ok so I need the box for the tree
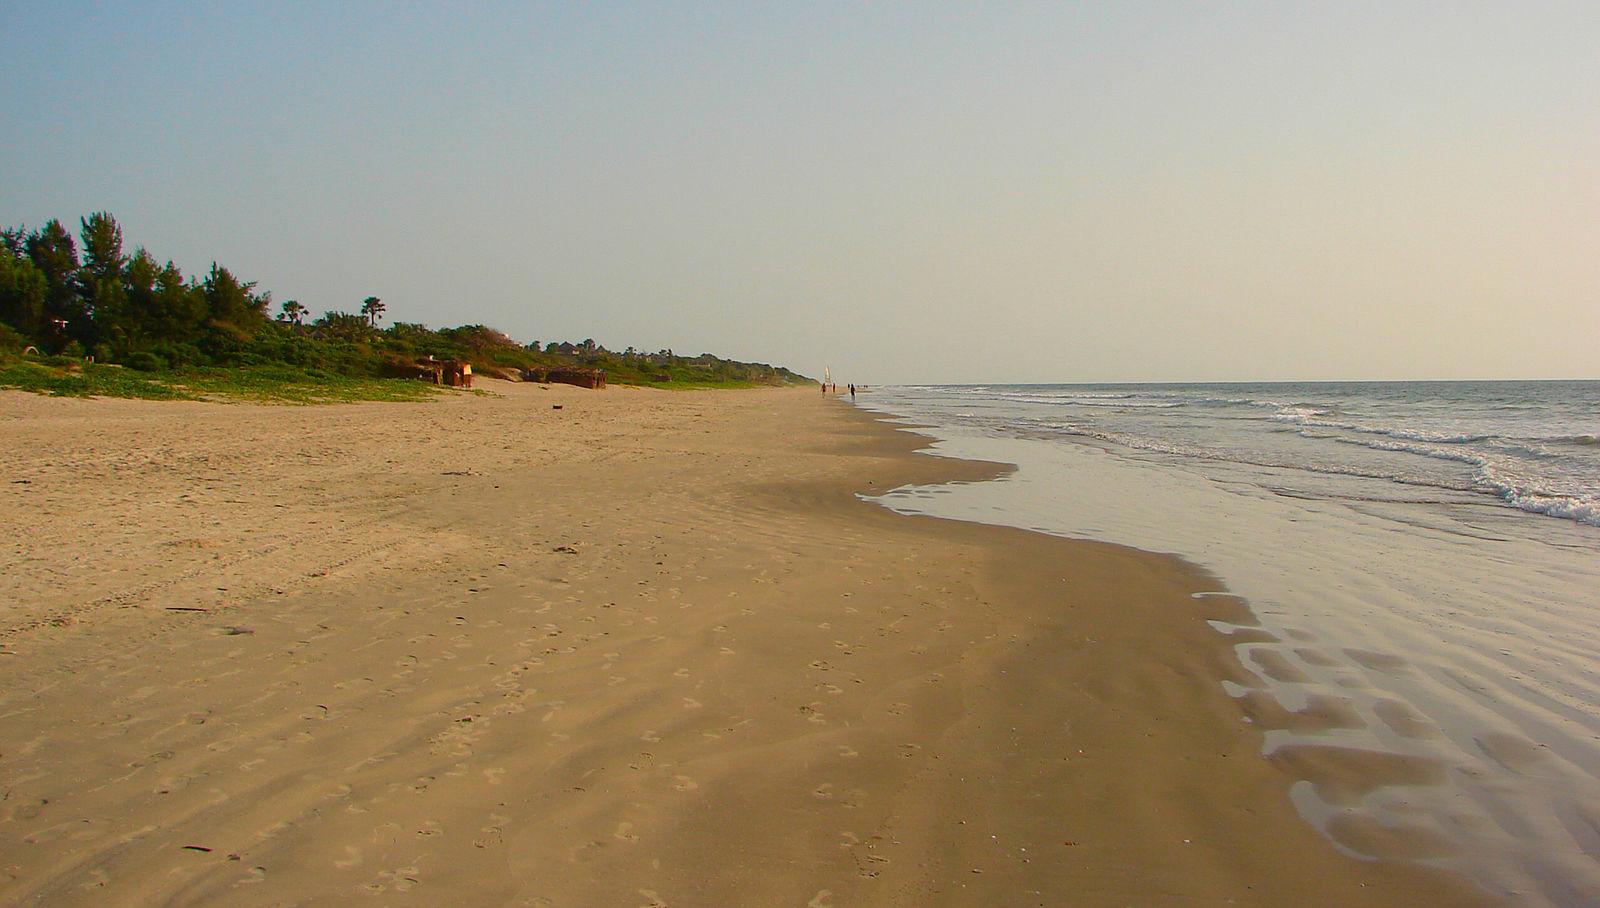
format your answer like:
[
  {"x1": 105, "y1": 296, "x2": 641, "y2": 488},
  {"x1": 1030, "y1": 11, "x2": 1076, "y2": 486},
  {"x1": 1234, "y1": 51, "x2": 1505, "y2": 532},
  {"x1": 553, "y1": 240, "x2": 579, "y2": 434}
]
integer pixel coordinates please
[
  {"x1": 25, "y1": 220, "x2": 83, "y2": 348},
  {"x1": 149, "y1": 260, "x2": 207, "y2": 344},
  {"x1": 76, "y1": 213, "x2": 131, "y2": 354},
  {"x1": 314, "y1": 310, "x2": 370, "y2": 340},
  {"x1": 0, "y1": 247, "x2": 48, "y2": 339},
  {"x1": 121, "y1": 248, "x2": 161, "y2": 347},
  {"x1": 280, "y1": 299, "x2": 307, "y2": 326},
  {"x1": 361, "y1": 296, "x2": 385, "y2": 327},
  {"x1": 78, "y1": 213, "x2": 126, "y2": 284},
  {"x1": 0, "y1": 226, "x2": 25, "y2": 257},
  {"x1": 202, "y1": 264, "x2": 264, "y2": 327}
]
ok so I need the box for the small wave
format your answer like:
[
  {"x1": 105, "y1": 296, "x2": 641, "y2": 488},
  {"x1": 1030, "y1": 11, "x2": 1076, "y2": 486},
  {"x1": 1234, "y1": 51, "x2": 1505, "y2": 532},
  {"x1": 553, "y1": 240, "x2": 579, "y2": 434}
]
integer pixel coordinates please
[
  {"x1": 1484, "y1": 481, "x2": 1600, "y2": 526},
  {"x1": 1279, "y1": 411, "x2": 1494, "y2": 445},
  {"x1": 990, "y1": 393, "x2": 1181, "y2": 409},
  {"x1": 1357, "y1": 428, "x2": 1493, "y2": 445},
  {"x1": 1077, "y1": 428, "x2": 1479, "y2": 492},
  {"x1": 1270, "y1": 406, "x2": 1331, "y2": 423},
  {"x1": 1549, "y1": 434, "x2": 1599, "y2": 447},
  {"x1": 1324, "y1": 434, "x2": 1485, "y2": 465}
]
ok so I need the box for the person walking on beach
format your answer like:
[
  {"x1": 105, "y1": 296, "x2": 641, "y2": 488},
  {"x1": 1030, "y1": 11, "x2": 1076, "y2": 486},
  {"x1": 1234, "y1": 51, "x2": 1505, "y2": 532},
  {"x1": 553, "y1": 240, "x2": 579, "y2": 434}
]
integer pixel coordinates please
[{"x1": 849, "y1": 383, "x2": 856, "y2": 400}]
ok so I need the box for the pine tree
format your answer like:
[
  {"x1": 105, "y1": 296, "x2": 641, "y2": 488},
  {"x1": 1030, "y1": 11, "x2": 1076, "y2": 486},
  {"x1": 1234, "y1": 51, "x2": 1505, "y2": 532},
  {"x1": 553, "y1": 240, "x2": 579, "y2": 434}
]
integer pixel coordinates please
[
  {"x1": 25, "y1": 220, "x2": 82, "y2": 348},
  {"x1": 0, "y1": 247, "x2": 48, "y2": 339}
]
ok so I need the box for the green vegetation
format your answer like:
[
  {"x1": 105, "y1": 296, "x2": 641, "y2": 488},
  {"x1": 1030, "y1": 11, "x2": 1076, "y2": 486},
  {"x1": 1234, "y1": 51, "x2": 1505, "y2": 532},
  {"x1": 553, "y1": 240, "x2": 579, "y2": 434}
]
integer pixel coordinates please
[
  {"x1": 0, "y1": 359, "x2": 443, "y2": 403},
  {"x1": 0, "y1": 212, "x2": 811, "y2": 402}
]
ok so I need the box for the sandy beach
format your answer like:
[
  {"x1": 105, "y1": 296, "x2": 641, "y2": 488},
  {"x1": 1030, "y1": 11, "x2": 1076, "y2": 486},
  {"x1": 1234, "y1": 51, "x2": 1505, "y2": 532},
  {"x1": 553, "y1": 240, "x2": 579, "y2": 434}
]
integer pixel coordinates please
[{"x1": 0, "y1": 384, "x2": 1491, "y2": 906}]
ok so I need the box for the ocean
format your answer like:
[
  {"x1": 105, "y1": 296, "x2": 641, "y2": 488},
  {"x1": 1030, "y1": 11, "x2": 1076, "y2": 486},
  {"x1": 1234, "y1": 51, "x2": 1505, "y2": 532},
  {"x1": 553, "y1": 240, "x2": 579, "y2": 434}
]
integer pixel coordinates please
[{"x1": 854, "y1": 381, "x2": 1600, "y2": 907}]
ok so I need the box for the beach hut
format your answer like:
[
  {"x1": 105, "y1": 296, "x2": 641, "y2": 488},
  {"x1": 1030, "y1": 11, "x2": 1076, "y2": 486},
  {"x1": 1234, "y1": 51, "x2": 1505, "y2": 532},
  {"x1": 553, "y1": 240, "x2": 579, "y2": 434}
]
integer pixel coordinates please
[{"x1": 442, "y1": 361, "x2": 472, "y2": 388}]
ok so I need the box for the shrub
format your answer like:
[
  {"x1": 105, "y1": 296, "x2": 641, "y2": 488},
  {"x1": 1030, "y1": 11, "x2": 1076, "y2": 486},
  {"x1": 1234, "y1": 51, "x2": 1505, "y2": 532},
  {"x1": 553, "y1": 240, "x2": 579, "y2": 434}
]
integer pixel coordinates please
[{"x1": 124, "y1": 351, "x2": 167, "y2": 372}]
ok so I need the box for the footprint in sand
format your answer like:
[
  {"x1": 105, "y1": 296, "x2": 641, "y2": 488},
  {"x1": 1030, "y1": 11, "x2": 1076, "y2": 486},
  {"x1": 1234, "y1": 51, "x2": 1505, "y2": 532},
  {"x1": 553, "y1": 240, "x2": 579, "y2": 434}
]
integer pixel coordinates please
[
  {"x1": 334, "y1": 845, "x2": 363, "y2": 869},
  {"x1": 673, "y1": 667, "x2": 691, "y2": 678},
  {"x1": 813, "y1": 783, "x2": 835, "y2": 800},
  {"x1": 673, "y1": 775, "x2": 699, "y2": 792},
  {"x1": 682, "y1": 697, "x2": 703, "y2": 709},
  {"x1": 637, "y1": 889, "x2": 668, "y2": 908},
  {"x1": 415, "y1": 820, "x2": 443, "y2": 837},
  {"x1": 808, "y1": 890, "x2": 835, "y2": 908},
  {"x1": 237, "y1": 866, "x2": 268, "y2": 885},
  {"x1": 363, "y1": 865, "x2": 420, "y2": 893},
  {"x1": 7, "y1": 798, "x2": 47, "y2": 822},
  {"x1": 614, "y1": 821, "x2": 638, "y2": 842},
  {"x1": 483, "y1": 767, "x2": 506, "y2": 785},
  {"x1": 718, "y1": 647, "x2": 736, "y2": 656},
  {"x1": 836, "y1": 746, "x2": 858, "y2": 758},
  {"x1": 77, "y1": 867, "x2": 110, "y2": 891}
]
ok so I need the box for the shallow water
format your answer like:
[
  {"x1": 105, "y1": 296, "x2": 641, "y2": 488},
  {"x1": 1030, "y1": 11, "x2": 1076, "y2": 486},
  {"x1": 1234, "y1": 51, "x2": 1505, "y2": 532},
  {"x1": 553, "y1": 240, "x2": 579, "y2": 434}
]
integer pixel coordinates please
[{"x1": 856, "y1": 382, "x2": 1600, "y2": 907}]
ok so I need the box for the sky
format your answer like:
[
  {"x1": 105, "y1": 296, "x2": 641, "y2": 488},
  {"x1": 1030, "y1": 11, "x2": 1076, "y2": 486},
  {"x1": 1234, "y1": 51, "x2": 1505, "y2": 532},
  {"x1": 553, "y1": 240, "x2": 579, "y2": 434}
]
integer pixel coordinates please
[{"x1": 2, "y1": 2, "x2": 1597, "y2": 383}]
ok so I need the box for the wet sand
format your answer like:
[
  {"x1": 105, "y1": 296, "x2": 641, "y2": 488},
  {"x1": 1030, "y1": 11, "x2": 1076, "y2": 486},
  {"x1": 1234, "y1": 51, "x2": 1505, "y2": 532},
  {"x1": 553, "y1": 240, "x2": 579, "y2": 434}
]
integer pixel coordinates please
[{"x1": 0, "y1": 384, "x2": 1491, "y2": 905}]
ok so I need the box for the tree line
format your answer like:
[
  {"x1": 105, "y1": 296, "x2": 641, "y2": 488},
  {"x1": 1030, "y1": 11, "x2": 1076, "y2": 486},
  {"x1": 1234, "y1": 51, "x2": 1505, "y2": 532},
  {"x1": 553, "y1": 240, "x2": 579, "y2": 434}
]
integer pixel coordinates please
[
  {"x1": 0, "y1": 213, "x2": 277, "y2": 369},
  {"x1": 0, "y1": 212, "x2": 808, "y2": 386}
]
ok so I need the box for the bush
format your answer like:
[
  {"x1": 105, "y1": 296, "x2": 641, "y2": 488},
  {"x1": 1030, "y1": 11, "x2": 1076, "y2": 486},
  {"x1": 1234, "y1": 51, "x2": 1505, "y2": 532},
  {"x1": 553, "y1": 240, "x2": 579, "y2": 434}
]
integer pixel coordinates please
[
  {"x1": 148, "y1": 341, "x2": 205, "y2": 369},
  {"x1": 0, "y1": 322, "x2": 27, "y2": 353},
  {"x1": 124, "y1": 351, "x2": 167, "y2": 372}
]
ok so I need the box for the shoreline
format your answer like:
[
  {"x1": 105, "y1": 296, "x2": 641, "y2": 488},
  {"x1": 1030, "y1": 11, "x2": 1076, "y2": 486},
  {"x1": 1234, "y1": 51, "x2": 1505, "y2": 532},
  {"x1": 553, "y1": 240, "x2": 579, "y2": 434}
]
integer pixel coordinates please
[
  {"x1": 856, "y1": 383, "x2": 1600, "y2": 907},
  {"x1": 0, "y1": 385, "x2": 1490, "y2": 904}
]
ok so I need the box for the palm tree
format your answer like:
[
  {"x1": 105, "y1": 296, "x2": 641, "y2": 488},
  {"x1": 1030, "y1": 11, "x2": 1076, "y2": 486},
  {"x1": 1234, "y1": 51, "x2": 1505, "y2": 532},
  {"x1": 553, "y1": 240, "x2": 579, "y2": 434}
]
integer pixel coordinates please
[
  {"x1": 279, "y1": 299, "x2": 306, "y2": 326},
  {"x1": 361, "y1": 296, "x2": 385, "y2": 327}
]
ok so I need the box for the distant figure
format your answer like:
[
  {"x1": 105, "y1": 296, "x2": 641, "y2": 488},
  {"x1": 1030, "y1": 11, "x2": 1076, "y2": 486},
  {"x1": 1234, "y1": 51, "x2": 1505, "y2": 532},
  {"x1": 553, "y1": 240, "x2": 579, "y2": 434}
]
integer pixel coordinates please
[
  {"x1": 821, "y1": 380, "x2": 826, "y2": 394},
  {"x1": 849, "y1": 383, "x2": 856, "y2": 399}
]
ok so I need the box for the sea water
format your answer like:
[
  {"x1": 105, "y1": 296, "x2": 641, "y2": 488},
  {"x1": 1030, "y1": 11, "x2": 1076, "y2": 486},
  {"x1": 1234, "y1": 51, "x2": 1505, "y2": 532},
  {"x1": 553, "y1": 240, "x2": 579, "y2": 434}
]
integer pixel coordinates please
[{"x1": 854, "y1": 381, "x2": 1600, "y2": 907}]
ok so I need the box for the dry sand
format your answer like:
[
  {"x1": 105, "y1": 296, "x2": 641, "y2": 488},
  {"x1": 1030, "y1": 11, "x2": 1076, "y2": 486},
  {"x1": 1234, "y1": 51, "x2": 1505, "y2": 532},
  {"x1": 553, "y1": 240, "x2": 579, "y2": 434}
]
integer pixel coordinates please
[{"x1": 0, "y1": 383, "x2": 1493, "y2": 905}]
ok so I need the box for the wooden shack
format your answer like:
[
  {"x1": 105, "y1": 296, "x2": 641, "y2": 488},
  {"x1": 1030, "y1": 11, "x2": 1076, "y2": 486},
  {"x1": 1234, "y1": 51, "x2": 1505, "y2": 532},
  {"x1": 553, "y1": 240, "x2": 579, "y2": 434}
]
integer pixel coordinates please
[
  {"x1": 523, "y1": 367, "x2": 606, "y2": 389},
  {"x1": 384, "y1": 356, "x2": 472, "y2": 388},
  {"x1": 442, "y1": 360, "x2": 472, "y2": 388}
]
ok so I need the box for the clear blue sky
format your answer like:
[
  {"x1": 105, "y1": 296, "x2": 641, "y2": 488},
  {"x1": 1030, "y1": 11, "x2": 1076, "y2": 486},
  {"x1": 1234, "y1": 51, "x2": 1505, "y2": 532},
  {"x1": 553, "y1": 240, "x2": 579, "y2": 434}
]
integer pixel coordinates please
[{"x1": 3, "y1": 2, "x2": 1596, "y2": 382}]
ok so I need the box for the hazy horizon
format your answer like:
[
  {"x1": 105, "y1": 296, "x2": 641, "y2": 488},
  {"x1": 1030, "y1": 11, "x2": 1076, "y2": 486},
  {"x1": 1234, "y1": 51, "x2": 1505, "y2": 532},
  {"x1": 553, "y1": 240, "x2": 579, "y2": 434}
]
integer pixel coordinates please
[{"x1": 4, "y1": 2, "x2": 1596, "y2": 385}]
